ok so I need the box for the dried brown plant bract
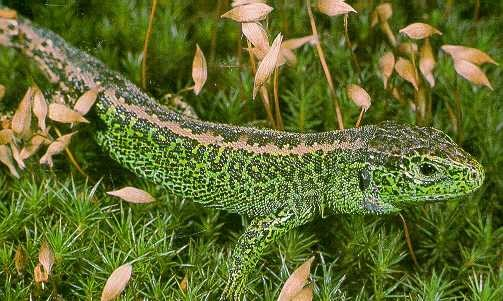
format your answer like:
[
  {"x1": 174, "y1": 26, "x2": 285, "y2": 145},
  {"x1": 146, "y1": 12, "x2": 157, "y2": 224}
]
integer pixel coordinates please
[
  {"x1": 282, "y1": 35, "x2": 318, "y2": 50},
  {"x1": 348, "y1": 84, "x2": 371, "y2": 128},
  {"x1": 0, "y1": 84, "x2": 5, "y2": 101},
  {"x1": 32, "y1": 85, "x2": 48, "y2": 132},
  {"x1": 106, "y1": 187, "x2": 156, "y2": 204},
  {"x1": 34, "y1": 263, "x2": 48, "y2": 283},
  {"x1": 441, "y1": 45, "x2": 498, "y2": 66},
  {"x1": 371, "y1": 3, "x2": 395, "y2": 46},
  {"x1": 192, "y1": 44, "x2": 207, "y2": 96},
  {"x1": 278, "y1": 256, "x2": 315, "y2": 301},
  {"x1": 221, "y1": 3, "x2": 273, "y2": 23},
  {"x1": 246, "y1": 46, "x2": 268, "y2": 61},
  {"x1": 453, "y1": 59, "x2": 493, "y2": 90},
  {"x1": 0, "y1": 129, "x2": 13, "y2": 145},
  {"x1": 398, "y1": 42, "x2": 418, "y2": 56},
  {"x1": 232, "y1": 0, "x2": 266, "y2": 7},
  {"x1": 1, "y1": 116, "x2": 10, "y2": 129},
  {"x1": 275, "y1": 37, "x2": 308, "y2": 66},
  {"x1": 395, "y1": 57, "x2": 419, "y2": 90},
  {"x1": 39, "y1": 241, "x2": 55, "y2": 277},
  {"x1": 399, "y1": 22, "x2": 442, "y2": 40},
  {"x1": 40, "y1": 132, "x2": 76, "y2": 167},
  {"x1": 347, "y1": 84, "x2": 371, "y2": 111},
  {"x1": 101, "y1": 263, "x2": 133, "y2": 301},
  {"x1": 0, "y1": 144, "x2": 19, "y2": 178},
  {"x1": 20, "y1": 134, "x2": 49, "y2": 160},
  {"x1": 48, "y1": 103, "x2": 89, "y2": 124},
  {"x1": 253, "y1": 33, "x2": 283, "y2": 99},
  {"x1": 419, "y1": 39, "x2": 436, "y2": 87},
  {"x1": 242, "y1": 22, "x2": 269, "y2": 52},
  {"x1": 391, "y1": 87, "x2": 403, "y2": 103},
  {"x1": 291, "y1": 286, "x2": 313, "y2": 301},
  {"x1": 179, "y1": 274, "x2": 189, "y2": 293},
  {"x1": 278, "y1": 47, "x2": 297, "y2": 66},
  {"x1": 375, "y1": 3, "x2": 392, "y2": 23},
  {"x1": 379, "y1": 51, "x2": 395, "y2": 88},
  {"x1": 0, "y1": 8, "x2": 17, "y2": 19},
  {"x1": 10, "y1": 142, "x2": 25, "y2": 170},
  {"x1": 14, "y1": 246, "x2": 27, "y2": 275},
  {"x1": 318, "y1": 0, "x2": 357, "y2": 17},
  {"x1": 12, "y1": 87, "x2": 33, "y2": 138},
  {"x1": 74, "y1": 87, "x2": 99, "y2": 115}
]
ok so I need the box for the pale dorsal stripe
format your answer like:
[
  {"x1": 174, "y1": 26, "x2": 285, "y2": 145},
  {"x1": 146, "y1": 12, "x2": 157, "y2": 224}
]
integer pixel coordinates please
[{"x1": 106, "y1": 90, "x2": 364, "y2": 156}]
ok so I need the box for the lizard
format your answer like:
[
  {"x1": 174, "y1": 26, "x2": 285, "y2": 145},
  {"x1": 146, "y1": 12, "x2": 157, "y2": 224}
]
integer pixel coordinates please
[{"x1": 0, "y1": 8, "x2": 485, "y2": 300}]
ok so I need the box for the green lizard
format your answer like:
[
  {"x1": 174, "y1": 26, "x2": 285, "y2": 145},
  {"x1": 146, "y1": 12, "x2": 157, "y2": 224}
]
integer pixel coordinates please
[{"x1": 0, "y1": 10, "x2": 485, "y2": 299}]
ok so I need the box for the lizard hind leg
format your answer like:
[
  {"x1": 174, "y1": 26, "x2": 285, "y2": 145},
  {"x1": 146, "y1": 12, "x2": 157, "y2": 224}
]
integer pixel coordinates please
[{"x1": 220, "y1": 206, "x2": 314, "y2": 300}]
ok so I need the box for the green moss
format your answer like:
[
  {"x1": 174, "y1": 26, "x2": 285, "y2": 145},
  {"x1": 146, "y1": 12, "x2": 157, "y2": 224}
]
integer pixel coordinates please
[{"x1": 0, "y1": 0, "x2": 502, "y2": 300}]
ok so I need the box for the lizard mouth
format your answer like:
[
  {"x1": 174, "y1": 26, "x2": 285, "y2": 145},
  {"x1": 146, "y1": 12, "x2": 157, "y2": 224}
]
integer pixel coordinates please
[{"x1": 392, "y1": 181, "x2": 484, "y2": 205}]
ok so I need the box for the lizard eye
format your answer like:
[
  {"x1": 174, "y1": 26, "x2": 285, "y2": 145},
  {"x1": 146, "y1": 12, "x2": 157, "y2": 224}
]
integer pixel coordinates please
[
  {"x1": 419, "y1": 163, "x2": 437, "y2": 177},
  {"x1": 359, "y1": 169, "x2": 370, "y2": 191}
]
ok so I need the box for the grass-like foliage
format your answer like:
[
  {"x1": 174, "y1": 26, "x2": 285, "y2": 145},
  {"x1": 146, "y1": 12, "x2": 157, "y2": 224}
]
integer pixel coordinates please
[{"x1": 0, "y1": 0, "x2": 502, "y2": 300}]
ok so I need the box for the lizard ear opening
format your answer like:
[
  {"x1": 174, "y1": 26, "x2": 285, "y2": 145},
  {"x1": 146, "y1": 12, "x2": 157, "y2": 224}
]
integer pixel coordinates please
[{"x1": 358, "y1": 167, "x2": 400, "y2": 215}]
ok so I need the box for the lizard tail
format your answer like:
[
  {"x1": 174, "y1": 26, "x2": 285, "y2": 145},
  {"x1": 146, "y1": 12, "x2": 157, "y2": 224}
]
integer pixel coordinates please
[{"x1": 0, "y1": 7, "x2": 105, "y2": 102}]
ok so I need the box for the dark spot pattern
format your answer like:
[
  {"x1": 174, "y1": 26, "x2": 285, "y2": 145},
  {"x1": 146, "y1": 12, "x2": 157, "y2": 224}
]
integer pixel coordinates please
[{"x1": 0, "y1": 13, "x2": 485, "y2": 299}]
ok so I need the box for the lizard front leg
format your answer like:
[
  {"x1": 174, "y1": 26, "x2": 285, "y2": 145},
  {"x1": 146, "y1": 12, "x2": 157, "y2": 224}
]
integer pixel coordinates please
[{"x1": 221, "y1": 205, "x2": 315, "y2": 300}]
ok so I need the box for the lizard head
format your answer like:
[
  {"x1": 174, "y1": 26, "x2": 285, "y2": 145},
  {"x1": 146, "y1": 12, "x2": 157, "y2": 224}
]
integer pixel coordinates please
[{"x1": 359, "y1": 121, "x2": 484, "y2": 213}]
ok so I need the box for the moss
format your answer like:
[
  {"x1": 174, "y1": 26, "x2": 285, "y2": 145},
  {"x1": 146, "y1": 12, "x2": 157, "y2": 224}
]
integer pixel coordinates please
[{"x1": 0, "y1": 1, "x2": 502, "y2": 299}]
